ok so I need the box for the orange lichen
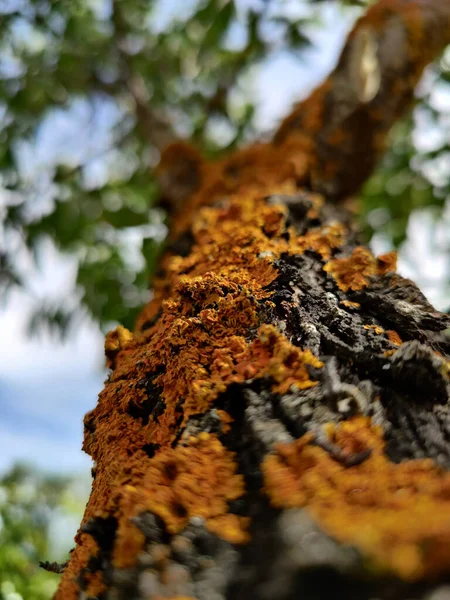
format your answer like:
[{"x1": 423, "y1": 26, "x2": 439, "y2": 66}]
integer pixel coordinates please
[
  {"x1": 56, "y1": 161, "x2": 394, "y2": 598},
  {"x1": 377, "y1": 251, "x2": 398, "y2": 275},
  {"x1": 105, "y1": 325, "x2": 133, "y2": 352},
  {"x1": 323, "y1": 247, "x2": 397, "y2": 292},
  {"x1": 289, "y1": 222, "x2": 346, "y2": 260},
  {"x1": 239, "y1": 324, "x2": 323, "y2": 394},
  {"x1": 59, "y1": 177, "x2": 330, "y2": 593},
  {"x1": 57, "y1": 540, "x2": 99, "y2": 600},
  {"x1": 66, "y1": 309, "x2": 323, "y2": 584},
  {"x1": 364, "y1": 324, "x2": 384, "y2": 335},
  {"x1": 85, "y1": 571, "x2": 107, "y2": 598},
  {"x1": 152, "y1": 319, "x2": 322, "y2": 438},
  {"x1": 216, "y1": 410, "x2": 234, "y2": 434},
  {"x1": 105, "y1": 325, "x2": 134, "y2": 368},
  {"x1": 112, "y1": 434, "x2": 249, "y2": 568},
  {"x1": 383, "y1": 349, "x2": 397, "y2": 357},
  {"x1": 386, "y1": 330, "x2": 403, "y2": 346},
  {"x1": 263, "y1": 417, "x2": 450, "y2": 581},
  {"x1": 206, "y1": 514, "x2": 251, "y2": 544},
  {"x1": 341, "y1": 300, "x2": 361, "y2": 309}
]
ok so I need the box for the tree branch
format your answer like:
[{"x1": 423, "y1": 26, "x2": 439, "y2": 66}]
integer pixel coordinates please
[
  {"x1": 274, "y1": 0, "x2": 450, "y2": 200},
  {"x1": 54, "y1": 3, "x2": 450, "y2": 598},
  {"x1": 111, "y1": 1, "x2": 177, "y2": 153}
]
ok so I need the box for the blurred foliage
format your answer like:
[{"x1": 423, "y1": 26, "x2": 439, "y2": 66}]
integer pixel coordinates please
[
  {"x1": 0, "y1": 464, "x2": 87, "y2": 600},
  {"x1": 0, "y1": 0, "x2": 322, "y2": 335},
  {"x1": 361, "y1": 60, "x2": 450, "y2": 248},
  {"x1": 0, "y1": 0, "x2": 449, "y2": 336}
]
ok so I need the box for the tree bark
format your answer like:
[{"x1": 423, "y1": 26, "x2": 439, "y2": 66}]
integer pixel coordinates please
[{"x1": 56, "y1": 1, "x2": 450, "y2": 599}]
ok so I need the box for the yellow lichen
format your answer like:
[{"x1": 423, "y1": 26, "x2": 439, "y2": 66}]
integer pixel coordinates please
[
  {"x1": 112, "y1": 434, "x2": 249, "y2": 568},
  {"x1": 364, "y1": 324, "x2": 384, "y2": 335},
  {"x1": 104, "y1": 326, "x2": 134, "y2": 368},
  {"x1": 263, "y1": 417, "x2": 450, "y2": 581},
  {"x1": 341, "y1": 300, "x2": 361, "y2": 309},
  {"x1": 85, "y1": 571, "x2": 107, "y2": 598},
  {"x1": 386, "y1": 330, "x2": 403, "y2": 346},
  {"x1": 105, "y1": 325, "x2": 133, "y2": 352},
  {"x1": 323, "y1": 247, "x2": 397, "y2": 292},
  {"x1": 216, "y1": 410, "x2": 234, "y2": 434},
  {"x1": 289, "y1": 222, "x2": 346, "y2": 260}
]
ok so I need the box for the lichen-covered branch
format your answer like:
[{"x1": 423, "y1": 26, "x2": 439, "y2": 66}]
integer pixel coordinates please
[
  {"x1": 55, "y1": 1, "x2": 450, "y2": 599},
  {"x1": 157, "y1": 0, "x2": 450, "y2": 213},
  {"x1": 275, "y1": 0, "x2": 450, "y2": 200}
]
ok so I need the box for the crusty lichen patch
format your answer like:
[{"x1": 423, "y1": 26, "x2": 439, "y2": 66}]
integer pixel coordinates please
[
  {"x1": 84, "y1": 571, "x2": 107, "y2": 598},
  {"x1": 113, "y1": 433, "x2": 249, "y2": 568},
  {"x1": 243, "y1": 324, "x2": 323, "y2": 394},
  {"x1": 323, "y1": 247, "x2": 397, "y2": 292},
  {"x1": 105, "y1": 325, "x2": 134, "y2": 368},
  {"x1": 386, "y1": 329, "x2": 403, "y2": 346},
  {"x1": 263, "y1": 417, "x2": 450, "y2": 581}
]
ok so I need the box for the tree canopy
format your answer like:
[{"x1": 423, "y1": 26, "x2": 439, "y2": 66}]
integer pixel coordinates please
[
  {"x1": 1, "y1": 0, "x2": 449, "y2": 337},
  {"x1": 0, "y1": 464, "x2": 87, "y2": 600}
]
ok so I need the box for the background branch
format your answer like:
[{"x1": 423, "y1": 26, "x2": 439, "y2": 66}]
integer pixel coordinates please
[
  {"x1": 111, "y1": 0, "x2": 177, "y2": 152},
  {"x1": 275, "y1": 0, "x2": 450, "y2": 200}
]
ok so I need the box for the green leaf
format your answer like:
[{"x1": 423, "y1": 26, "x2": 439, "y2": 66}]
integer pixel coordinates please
[
  {"x1": 200, "y1": 1, "x2": 235, "y2": 55},
  {"x1": 142, "y1": 235, "x2": 163, "y2": 280}
]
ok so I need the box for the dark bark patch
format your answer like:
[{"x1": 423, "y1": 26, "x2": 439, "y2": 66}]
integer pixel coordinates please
[
  {"x1": 129, "y1": 369, "x2": 166, "y2": 425},
  {"x1": 141, "y1": 442, "x2": 160, "y2": 458}
]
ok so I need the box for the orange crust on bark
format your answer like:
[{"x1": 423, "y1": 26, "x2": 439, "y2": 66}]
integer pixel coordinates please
[{"x1": 263, "y1": 417, "x2": 450, "y2": 581}]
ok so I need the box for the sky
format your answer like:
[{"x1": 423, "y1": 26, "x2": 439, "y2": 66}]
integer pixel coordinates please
[
  {"x1": 0, "y1": 247, "x2": 105, "y2": 474},
  {"x1": 0, "y1": 1, "x2": 448, "y2": 480}
]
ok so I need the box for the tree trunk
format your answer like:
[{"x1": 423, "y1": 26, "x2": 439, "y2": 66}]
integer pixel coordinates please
[{"x1": 56, "y1": 1, "x2": 450, "y2": 599}]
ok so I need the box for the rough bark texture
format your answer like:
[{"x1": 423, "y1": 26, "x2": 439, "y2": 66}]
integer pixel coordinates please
[{"x1": 56, "y1": 1, "x2": 450, "y2": 599}]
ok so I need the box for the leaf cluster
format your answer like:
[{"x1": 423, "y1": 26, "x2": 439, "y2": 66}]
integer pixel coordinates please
[
  {"x1": 0, "y1": 464, "x2": 86, "y2": 600},
  {"x1": 0, "y1": 0, "x2": 319, "y2": 336}
]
